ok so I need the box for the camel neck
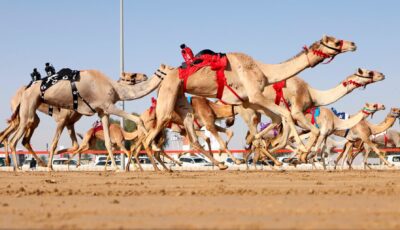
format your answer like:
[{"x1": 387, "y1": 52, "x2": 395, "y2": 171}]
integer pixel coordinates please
[
  {"x1": 309, "y1": 78, "x2": 355, "y2": 106},
  {"x1": 332, "y1": 110, "x2": 365, "y2": 131},
  {"x1": 255, "y1": 52, "x2": 314, "y2": 83},
  {"x1": 113, "y1": 76, "x2": 162, "y2": 101},
  {"x1": 369, "y1": 116, "x2": 397, "y2": 135}
]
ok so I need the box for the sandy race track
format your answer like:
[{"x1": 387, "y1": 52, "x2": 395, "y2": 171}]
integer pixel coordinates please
[{"x1": 0, "y1": 170, "x2": 400, "y2": 229}]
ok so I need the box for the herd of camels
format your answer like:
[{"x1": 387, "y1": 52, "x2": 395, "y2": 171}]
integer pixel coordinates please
[{"x1": 1, "y1": 34, "x2": 399, "y2": 172}]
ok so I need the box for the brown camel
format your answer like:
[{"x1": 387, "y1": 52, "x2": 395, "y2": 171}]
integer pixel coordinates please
[
  {"x1": 334, "y1": 108, "x2": 400, "y2": 169},
  {"x1": 7, "y1": 65, "x2": 163, "y2": 171},
  {"x1": 144, "y1": 35, "x2": 356, "y2": 170}
]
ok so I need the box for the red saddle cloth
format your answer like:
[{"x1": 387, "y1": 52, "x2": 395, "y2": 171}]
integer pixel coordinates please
[
  {"x1": 92, "y1": 121, "x2": 103, "y2": 136},
  {"x1": 178, "y1": 45, "x2": 243, "y2": 104},
  {"x1": 273, "y1": 80, "x2": 291, "y2": 111}
]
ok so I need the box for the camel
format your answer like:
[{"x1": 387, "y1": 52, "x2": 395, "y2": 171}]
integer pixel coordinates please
[
  {"x1": 334, "y1": 108, "x2": 400, "y2": 169},
  {"x1": 253, "y1": 68, "x2": 385, "y2": 161},
  {"x1": 300, "y1": 103, "x2": 385, "y2": 168},
  {"x1": 126, "y1": 96, "x2": 241, "y2": 171},
  {"x1": 7, "y1": 65, "x2": 164, "y2": 171},
  {"x1": 70, "y1": 96, "x2": 238, "y2": 171},
  {"x1": 0, "y1": 71, "x2": 144, "y2": 168},
  {"x1": 370, "y1": 129, "x2": 400, "y2": 148},
  {"x1": 143, "y1": 35, "x2": 356, "y2": 170},
  {"x1": 242, "y1": 103, "x2": 383, "y2": 169}
]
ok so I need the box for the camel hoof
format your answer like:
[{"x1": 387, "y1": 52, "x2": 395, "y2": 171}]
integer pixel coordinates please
[
  {"x1": 218, "y1": 163, "x2": 228, "y2": 170},
  {"x1": 235, "y1": 159, "x2": 244, "y2": 165}
]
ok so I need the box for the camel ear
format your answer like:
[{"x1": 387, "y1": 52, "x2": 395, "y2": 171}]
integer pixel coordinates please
[
  {"x1": 358, "y1": 68, "x2": 363, "y2": 75},
  {"x1": 160, "y1": 64, "x2": 166, "y2": 70},
  {"x1": 322, "y1": 35, "x2": 329, "y2": 43},
  {"x1": 365, "y1": 103, "x2": 370, "y2": 107}
]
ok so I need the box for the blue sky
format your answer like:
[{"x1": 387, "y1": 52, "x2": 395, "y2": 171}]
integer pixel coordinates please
[{"x1": 0, "y1": 0, "x2": 399, "y2": 150}]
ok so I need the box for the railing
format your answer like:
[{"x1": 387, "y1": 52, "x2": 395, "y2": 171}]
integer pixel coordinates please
[{"x1": 0, "y1": 148, "x2": 399, "y2": 155}]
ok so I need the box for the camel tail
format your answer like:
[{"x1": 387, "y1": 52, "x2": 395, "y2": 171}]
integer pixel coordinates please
[{"x1": 122, "y1": 129, "x2": 139, "y2": 141}]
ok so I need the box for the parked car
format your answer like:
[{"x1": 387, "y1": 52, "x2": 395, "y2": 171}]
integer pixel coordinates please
[
  {"x1": 95, "y1": 160, "x2": 121, "y2": 166},
  {"x1": 226, "y1": 157, "x2": 245, "y2": 165},
  {"x1": 179, "y1": 157, "x2": 213, "y2": 166},
  {"x1": 0, "y1": 156, "x2": 6, "y2": 167},
  {"x1": 386, "y1": 154, "x2": 400, "y2": 166},
  {"x1": 52, "y1": 158, "x2": 77, "y2": 166},
  {"x1": 247, "y1": 158, "x2": 274, "y2": 166}
]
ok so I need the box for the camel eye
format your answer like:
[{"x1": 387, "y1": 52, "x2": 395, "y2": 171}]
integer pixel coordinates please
[
  {"x1": 374, "y1": 104, "x2": 377, "y2": 108},
  {"x1": 335, "y1": 41, "x2": 341, "y2": 46},
  {"x1": 368, "y1": 72, "x2": 374, "y2": 77}
]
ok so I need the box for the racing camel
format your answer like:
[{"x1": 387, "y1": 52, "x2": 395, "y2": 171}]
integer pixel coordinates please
[
  {"x1": 7, "y1": 65, "x2": 164, "y2": 171},
  {"x1": 143, "y1": 35, "x2": 356, "y2": 170}
]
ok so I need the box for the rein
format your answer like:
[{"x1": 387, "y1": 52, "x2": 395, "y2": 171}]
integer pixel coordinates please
[
  {"x1": 362, "y1": 106, "x2": 376, "y2": 117},
  {"x1": 303, "y1": 40, "x2": 343, "y2": 67},
  {"x1": 342, "y1": 75, "x2": 373, "y2": 88}
]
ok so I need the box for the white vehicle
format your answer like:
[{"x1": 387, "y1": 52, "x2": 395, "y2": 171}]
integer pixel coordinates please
[
  {"x1": 179, "y1": 157, "x2": 213, "y2": 166},
  {"x1": 95, "y1": 155, "x2": 108, "y2": 164},
  {"x1": 386, "y1": 154, "x2": 400, "y2": 166},
  {"x1": 52, "y1": 158, "x2": 77, "y2": 166}
]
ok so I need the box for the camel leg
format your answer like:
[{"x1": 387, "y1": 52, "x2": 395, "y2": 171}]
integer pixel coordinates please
[
  {"x1": 161, "y1": 151, "x2": 182, "y2": 166},
  {"x1": 195, "y1": 130, "x2": 216, "y2": 160},
  {"x1": 154, "y1": 151, "x2": 171, "y2": 172},
  {"x1": 99, "y1": 114, "x2": 118, "y2": 170},
  {"x1": 22, "y1": 127, "x2": 46, "y2": 167},
  {"x1": 58, "y1": 125, "x2": 80, "y2": 155},
  {"x1": 208, "y1": 125, "x2": 243, "y2": 164},
  {"x1": 252, "y1": 103, "x2": 306, "y2": 153},
  {"x1": 291, "y1": 108, "x2": 320, "y2": 162},
  {"x1": 174, "y1": 94, "x2": 226, "y2": 169},
  {"x1": 363, "y1": 148, "x2": 372, "y2": 170},
  {"x1": 47, "y1": 121, "x2": 68, "y2": 170},
  {"x1": 0, "y1": 116, "x2": 19, "y2": 144},
  {"x1": 259, "y1": 147, "x2": 281, "y2": 167},
  {"x1": 334, "y1": 142, "x2": 351, "y2": 170},
  {"x1": 4, "y1": 140, "x2": 10, "y2": 166},
  {"x1": 363, "y1": 140, "x2": 392, "y2": 167}
]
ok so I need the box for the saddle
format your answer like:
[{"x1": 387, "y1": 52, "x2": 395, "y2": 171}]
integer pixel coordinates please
[
  {"x1": 40, "y1": 68, "x2": 94, "y2": 112},
  {"x1": 178, "y1": 44, "x2": 243, "y2": 104},
  {"x1": 305, "y1": 107, "x2": 320, "y2": 128}
]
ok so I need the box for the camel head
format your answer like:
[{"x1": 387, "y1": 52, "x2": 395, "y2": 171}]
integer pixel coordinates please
[
  {"x1": 346, "y1": 68, "x2": 385, "y2": 88},
  {"x1": 363, "y1": 103, "x2": 385, "y2": 118},
  {"x1": 119, "y1": 72, "x2": 148, "y2": 85},
  {"x1": 305, "y1": 35, "x2": 356, "y2": 66},
  {"x1": 389, "y1": 108, "x2": 400, "y2": 119},
  {"x1": 152, "y1": 63, "x2": 176, "y2": 80}
]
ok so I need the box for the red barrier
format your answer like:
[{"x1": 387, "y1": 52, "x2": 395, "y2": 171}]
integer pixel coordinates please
[{"x1": 0, "y1": 148, "x2": 399, "y2": 155}]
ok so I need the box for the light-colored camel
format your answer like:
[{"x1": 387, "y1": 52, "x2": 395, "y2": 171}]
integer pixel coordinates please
[
  {"x1": 0, "y1": 87, "x2": 81, "y2": 167},
  {"x1": 254, "y1": 68, "x2": 385, "y2": 159},
  {"x1": 237, "y1": 68, "x2": 384, "y2": 166},
  {"x1": 334, "y1": 108, "x2": 400, "y2": 169},
  {"x1": 144, "y1": 35, "x2": 356, "y2": 170},
  {"x1": 300, "y1": 103, "x2": 385, "y2": 168},
  {"x1": 70, "y1": 96, "x2": 237, "y2": 171},
  {"x1": 0, "y1": 72, "x2": 143, "y2": 168},
  {"x1": 243, "y1": 103, "x2": 383, "y2": 169},
  {"x1": 8, "y1": 66, "x2": 163, "y2": 171},
  {"x1": 126, "y1": 96, "x2": 240, "y2": 171},
  {"x1": 370, "y1": 129, "x2": 400, "y2": 148}
]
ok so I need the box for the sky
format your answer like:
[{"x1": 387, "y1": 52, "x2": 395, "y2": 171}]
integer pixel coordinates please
[{"x1": 0, "y1": 0, "x2": 399, "y2": 150}]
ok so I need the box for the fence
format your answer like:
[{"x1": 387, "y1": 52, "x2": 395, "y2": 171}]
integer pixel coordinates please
[{"x1": 1, "y1": 148, "x2": 399, "y2": 155}]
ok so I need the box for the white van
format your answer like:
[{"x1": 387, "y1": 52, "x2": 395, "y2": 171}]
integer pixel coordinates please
[{"x1": 386, "y1": 154, "x2": 400, "y2": 166}]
